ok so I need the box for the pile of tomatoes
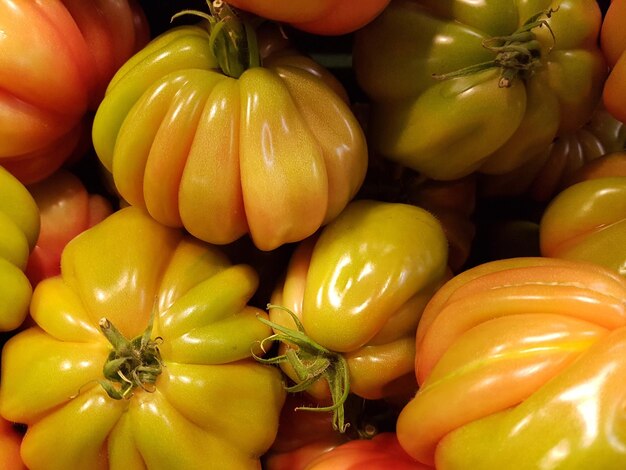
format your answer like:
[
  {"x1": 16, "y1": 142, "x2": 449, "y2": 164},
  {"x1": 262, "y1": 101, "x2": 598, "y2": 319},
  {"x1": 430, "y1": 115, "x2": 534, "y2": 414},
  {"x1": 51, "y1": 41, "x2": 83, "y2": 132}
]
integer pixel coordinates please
[{"x1": 1, "y1": 0, "x2": 626, "y2": 468}]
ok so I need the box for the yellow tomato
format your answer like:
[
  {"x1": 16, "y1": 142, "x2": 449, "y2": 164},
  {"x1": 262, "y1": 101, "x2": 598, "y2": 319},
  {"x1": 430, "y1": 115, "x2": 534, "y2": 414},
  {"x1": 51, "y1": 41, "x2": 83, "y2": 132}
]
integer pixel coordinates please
[
  {"x1": 0, "y1": 207, "x2": 285, "y2": 469},
  {"x1": 0, "y1": 166, "x2": 39, "y2": 330},
  {"x1": 264, "y1": 200, "x2": 448, "y2": 431}
]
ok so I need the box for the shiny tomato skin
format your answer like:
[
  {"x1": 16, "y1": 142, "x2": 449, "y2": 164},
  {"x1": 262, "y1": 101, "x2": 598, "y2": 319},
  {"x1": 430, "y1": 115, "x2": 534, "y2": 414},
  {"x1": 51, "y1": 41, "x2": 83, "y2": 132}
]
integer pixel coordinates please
[
  {"x1": 92, "y1": 24, "x2": 368, "y2": 251},
  {"x1": 397, "y1": 257, "x2": 626, "y2": 468},
  {"x1": 354, "y1": 0, "x2": 606, "y2": 180},
  {"x1": 304, "y1": 433, "x2": 432, "y2": 470},
  {"x1": 0, "y1": 207, "x2": 286, "y2": 469},
  {"x1": 0, "y1": 0, "x2": 149, "y2": 184},
  {"x1": 540, "y1": 152, "x2": 626, "y2": 277},
  {"x1": 225, "y1": 0, "x2": 391, "y2": 35}
]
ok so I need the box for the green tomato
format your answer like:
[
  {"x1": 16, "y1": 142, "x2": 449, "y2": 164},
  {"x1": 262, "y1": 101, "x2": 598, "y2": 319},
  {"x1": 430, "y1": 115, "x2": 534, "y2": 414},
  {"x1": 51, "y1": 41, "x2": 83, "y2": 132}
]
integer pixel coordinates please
[{"x1": 353, "y1": 0, "x2": 606, "y2": 180}]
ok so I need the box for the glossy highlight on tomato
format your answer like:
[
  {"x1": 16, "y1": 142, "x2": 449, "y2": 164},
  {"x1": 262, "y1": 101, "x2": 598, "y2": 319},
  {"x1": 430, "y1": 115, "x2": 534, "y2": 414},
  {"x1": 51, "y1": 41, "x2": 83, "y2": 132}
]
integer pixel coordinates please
[
  {"x1": 1, "y1": 1, "x2": 624, "y2": 468},
  {"x1": 480, "y1": 105, "x2": 626, "y2": 201},
  {"x1": 0, "y1": 0, "x2": 150, "y2": 184},
  {"x1": 0, "y1": 207, "x2": 286, "y2": 469},
  {"x1": 354, "y1": 0, "x2": 606, "y2": 180},
  {"x1": 397, "y1": 257, "x2": 626, "y2": 468},
  {"x1": 265, "y1": 200, "x2": 448, "y2": 430},
  {"x1": 540, "y1": 152, "x2": 626, "y2": 277},
  {"x1": 93, "y1": 18, "x2": 368, "y2": 251}
]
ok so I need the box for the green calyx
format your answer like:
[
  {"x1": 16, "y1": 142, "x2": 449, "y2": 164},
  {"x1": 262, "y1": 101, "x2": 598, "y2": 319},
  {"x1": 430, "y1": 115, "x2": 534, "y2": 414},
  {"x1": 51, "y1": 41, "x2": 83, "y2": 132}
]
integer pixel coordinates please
[
  {"x1": 172, "y1": 0, "x2": 260, "y2": 78},
  {"x1": 434, "y1": 7, "x2": 558, "y2": 87},
  {"x1": 254, "y1": 304, "x2": 351, "y2": 433},
  {"x1": 98, "y1": 309, "x2": 163, "y2": 400}
]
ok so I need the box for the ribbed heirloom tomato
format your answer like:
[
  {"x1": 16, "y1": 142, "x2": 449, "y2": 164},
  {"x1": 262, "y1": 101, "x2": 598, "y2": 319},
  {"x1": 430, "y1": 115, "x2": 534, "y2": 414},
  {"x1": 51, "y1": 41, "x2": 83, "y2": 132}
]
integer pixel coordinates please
[
  {"x1": 397, "y1": 257, "x2": 626, "y2": 468},
  {"x1": 480, "y1": 105, "x2": 626, "y2": 201},
  {"x1": 0, "y1": 207, "x2": 286, "y2": 469},
  {"x1": 25, "y1": 170, "x2": 113, "y2": 286},
  {"x1": 92, "y1": 3, "x2": 368, "y2": 251},
  {"x1": 353, "y1": 0, "x2": 606, "y2": 180},
  {"x1": 0, "y1": 0, "x2": 150, "y2": 184}
]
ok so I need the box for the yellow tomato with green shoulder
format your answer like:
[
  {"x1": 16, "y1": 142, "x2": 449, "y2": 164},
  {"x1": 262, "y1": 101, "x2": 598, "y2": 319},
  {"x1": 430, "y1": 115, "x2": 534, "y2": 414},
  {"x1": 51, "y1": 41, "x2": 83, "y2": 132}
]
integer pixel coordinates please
[
  {"x1": 354, "y1": 0, "x2": 606, "y2": 180},
  {"x1": 260, "y1": 200, "x2": 448, "y2": 432}
]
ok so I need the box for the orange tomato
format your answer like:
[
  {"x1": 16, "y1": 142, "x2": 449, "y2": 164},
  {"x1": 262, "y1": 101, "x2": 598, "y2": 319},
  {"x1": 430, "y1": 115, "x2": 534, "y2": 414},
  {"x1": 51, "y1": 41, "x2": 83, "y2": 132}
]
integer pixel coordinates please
[
  {"x1": 25, "y1": 170, "x2": 113, "y2": 286},
  {"x1": 0, "y1": 417, "x2": 25, "y2": 470},
  {"x1": 397, "y1": 257, "x2": 626, "y2": 468},
  {"x1": 602, "y1": 0, "x2": 626, "y2": 123},
  {"x1": 225, "y1": 0, "x2": 391, "y2": 35}
]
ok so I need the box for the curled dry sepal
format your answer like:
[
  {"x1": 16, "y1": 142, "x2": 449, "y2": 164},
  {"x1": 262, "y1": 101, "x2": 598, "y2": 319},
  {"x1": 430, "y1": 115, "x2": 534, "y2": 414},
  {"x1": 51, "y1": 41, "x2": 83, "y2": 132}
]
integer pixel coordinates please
[
  {"x1": 253, "y1": 304, "x2": 351, "y2": 433},
  {"x1": 97, "y1": 306, "x2": 164, "y2": 400}
]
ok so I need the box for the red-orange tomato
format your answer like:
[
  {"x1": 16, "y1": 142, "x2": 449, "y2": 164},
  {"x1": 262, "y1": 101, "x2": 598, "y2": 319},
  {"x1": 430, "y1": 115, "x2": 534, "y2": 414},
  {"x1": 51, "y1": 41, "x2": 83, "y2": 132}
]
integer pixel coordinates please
[
  {"x1": 225, "y1": 0, "x2": 391, "y2": 35},
  {"x1": 264, "y1": 394, "x2": 349, "y2": 470},
  {"x1": 266, "y1": 441, "x2": 344, "y2": 470},
  {"x1": 24, "y1": 170, "x2": 113, "y2": 286},
  {"x1": 303, "y1": 433, "x2": 432, "y2": 470},
  {"x1": 0, "y1": 0, "x2": 150, "y2": 184},
  {"x1": 0, "y1": 417, "x2": 25, "y2": 470},
  {"x1": 602, "y1": 0, "x2": 626, "y2": 123}
]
